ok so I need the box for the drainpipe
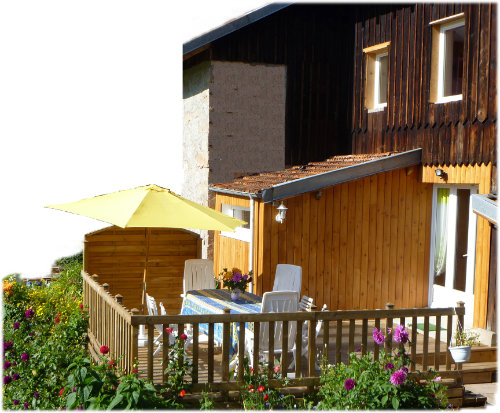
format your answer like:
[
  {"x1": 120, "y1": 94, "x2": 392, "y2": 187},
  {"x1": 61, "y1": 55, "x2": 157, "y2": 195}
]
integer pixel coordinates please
[{"x1": 249, "y1": 196, "x2": 255, "y2": 294}]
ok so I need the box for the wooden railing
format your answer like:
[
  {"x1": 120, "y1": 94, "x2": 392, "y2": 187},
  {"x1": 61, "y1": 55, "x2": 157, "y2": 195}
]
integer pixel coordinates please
[
  {"x1": 83, "y1": 272, "x2": 135, "y2": 372},
  {"x1": 83, "y1": 272, "x2": 466, "y2": 392}
]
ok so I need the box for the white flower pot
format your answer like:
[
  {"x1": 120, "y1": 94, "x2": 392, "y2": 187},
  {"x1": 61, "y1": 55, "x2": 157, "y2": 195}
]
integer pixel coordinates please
[
  {"x1": 448, "y1": 345, "x2": 472, "y2": 363},
  {"x1": 231, "y1": 289, "x2": 242, "y2": 301}
]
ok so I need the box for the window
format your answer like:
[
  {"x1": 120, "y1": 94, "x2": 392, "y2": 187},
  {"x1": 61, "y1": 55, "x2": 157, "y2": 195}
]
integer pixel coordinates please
[
  {"x1": 363, "y1": 42, "x2": 390, "y2": 111},
  {"x1": 430, "y1": 14, "x2": 465, "y2": 103},
  {"x1": 220, "y1": 204, "x2": 251, "y2": 242}
]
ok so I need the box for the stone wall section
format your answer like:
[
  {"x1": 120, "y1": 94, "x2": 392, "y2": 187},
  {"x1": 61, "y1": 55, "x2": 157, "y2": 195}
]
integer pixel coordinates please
[{"x1": 182, "y1": 60, "x2": 286, "y2": 259}]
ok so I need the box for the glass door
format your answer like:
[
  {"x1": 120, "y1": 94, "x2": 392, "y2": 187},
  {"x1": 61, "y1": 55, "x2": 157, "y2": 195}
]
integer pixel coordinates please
[{"x1": 429, "y1": 185, "x2": 478, "y2": 327}]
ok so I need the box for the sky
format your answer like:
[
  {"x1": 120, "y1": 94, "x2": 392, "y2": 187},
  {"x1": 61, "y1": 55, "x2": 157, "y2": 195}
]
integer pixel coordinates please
[{"x1": 0, "y1": 0, "x2": 272, "y2": 278}]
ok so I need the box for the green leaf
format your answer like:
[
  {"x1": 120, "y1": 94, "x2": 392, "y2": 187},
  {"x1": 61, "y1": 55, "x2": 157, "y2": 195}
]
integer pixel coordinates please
[
  {"x1": 132, "y1": 391, "x2": 140, "y2": 405},
  {"x1": 392, "y1": 396, "x2": 400, "y2": 410},
  {"x1": 66, "y1": 392, "x2": 77, "y2": 410},
  {"x1": 107, "y1": 394, "x2": 124, "y2": 410},
  {"x1": 83, "y1": 385, "x2": 91, "y2": 402},
  {"x1": 381, "y1": 395, "x2": 388, "y2": 406}
]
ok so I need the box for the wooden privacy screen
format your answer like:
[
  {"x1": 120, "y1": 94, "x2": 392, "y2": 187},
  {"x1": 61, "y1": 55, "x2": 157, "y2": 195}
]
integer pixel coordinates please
[{"x1": 83, "y1": 227, "x2": 201, "y2": 314}]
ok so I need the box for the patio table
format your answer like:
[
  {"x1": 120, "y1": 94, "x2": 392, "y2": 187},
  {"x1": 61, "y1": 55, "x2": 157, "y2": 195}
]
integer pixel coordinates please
[{"x1": 181, "y1": 289, "x2": 262, "y2": 355}]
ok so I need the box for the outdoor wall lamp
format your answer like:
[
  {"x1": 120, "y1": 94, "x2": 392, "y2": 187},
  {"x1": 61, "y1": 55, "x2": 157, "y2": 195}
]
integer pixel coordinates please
[
  {"x1": 275, "y1": 202, "x2": 288, "y2": 224},
  {"x1": 435, "y1": 168, "x2": 447, "y2": 180}
]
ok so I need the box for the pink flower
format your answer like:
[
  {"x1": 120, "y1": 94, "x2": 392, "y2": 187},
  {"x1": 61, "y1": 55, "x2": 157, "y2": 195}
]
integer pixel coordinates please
[
  {"x1": 180, "y1": 333, "x2": 187, "y2": 340},
  {"x1": 384, "y1": 362, "x2": 394, "y2": 371},
  {"x1": 249, "y1": 388, "x2": 254, "y2": 393},
  {"x1": 274, "y1": 365, "x2": 280, "y2": 373},
  {"x1": 393, "y1": 325, "x2": 409, "y2": 344},
  {"x1": 344, "y1": 379, "x2": 355, "y2": 390},
  {"x1": 59, "y1": 388, "x2": 65, "y2": 396},
  {"x1": 390, "y1": 369, "x2": 407, "y2": 386},
  {"x1": 25, "y1": 309, "x2": 34, "y2": 319},
  {"x1": 434, "y1": 376, "x2": 442, "y2": 382},
  {"x1": 373, "y1": 328, "x2": 385, "y2": 345},
  {"x1": 21, "y1": 353, "x2": 29, "y2": 362}
]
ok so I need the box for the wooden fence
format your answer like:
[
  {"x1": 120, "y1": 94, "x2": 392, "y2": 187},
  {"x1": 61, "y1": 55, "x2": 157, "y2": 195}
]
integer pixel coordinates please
[{"x1": 83, "y1": 271, "x2": 466, "y2": 392}]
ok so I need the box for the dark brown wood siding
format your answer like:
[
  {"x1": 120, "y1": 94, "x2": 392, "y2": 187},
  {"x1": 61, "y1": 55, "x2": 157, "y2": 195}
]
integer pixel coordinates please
[{"x1": 352, "y1": 3, "x2": 497, "y2": 166}]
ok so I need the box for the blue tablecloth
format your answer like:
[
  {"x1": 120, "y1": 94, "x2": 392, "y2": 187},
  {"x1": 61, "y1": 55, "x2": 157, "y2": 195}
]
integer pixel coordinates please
[{"x1": 181, "y1": 289, "x2": 262, "y2": 355}]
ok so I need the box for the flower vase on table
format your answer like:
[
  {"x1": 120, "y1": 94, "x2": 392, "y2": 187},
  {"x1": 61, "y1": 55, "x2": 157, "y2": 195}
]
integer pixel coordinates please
[{"x1": 218, "y1": 267, "x2": 253, "y2": 302}]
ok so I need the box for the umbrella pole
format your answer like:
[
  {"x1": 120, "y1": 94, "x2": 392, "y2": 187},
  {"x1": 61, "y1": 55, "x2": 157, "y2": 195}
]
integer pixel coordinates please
[{"x1": 141, "y1": 228, "x2": 151, "y2": 315}]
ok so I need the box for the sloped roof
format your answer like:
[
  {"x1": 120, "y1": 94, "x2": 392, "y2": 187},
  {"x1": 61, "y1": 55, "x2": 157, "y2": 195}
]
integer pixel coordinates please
[
  {"x1": 210, "y1": 149, "x2": 422, "y2": 202},
  {"x1": 183, "y1": 3, "x2": 292, "y2": 58}
]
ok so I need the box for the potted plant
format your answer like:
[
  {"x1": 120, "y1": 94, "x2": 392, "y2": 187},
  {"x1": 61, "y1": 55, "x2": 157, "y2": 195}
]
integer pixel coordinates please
[
  {"x1": 218, "y1": 268, "x2": 253, "y2": 301},
  {"x1": 448, "y1": 326, "x2": 480, "y2": 363}
]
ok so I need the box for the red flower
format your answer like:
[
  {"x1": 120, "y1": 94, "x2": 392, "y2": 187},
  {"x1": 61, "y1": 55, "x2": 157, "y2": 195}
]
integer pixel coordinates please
[
  {"x1": 132, "y1": 369, "x2": 138, "y2": 374},
  {"x1": 79, "y1": 304, "x2": 83, "y2": 309},
  {"x1": 274, "y1": 365, "x2": 280, "y2": 373},
  {"x1": 258, "y1": 386, "x2": 265, "y2": 392},
  {"x1": 107, "y1": 360, "x2": 116, "y2": 368},
  {"x1": 57, "y1": 312, "x2": 61, "y2": 316},
  {"x1": 165, "y1": 327, "x2": 173, "y2": 335},
  {"x1": 248, "y1": 385, "x2": 252, "y2": 389},
  {"x1": 179, "y1": 389, "x2": 186, "y2": 398},
  {"x1": 59, "y1": 388, "x2": 65, "y2": 397},
  {"x1": 180, "y1": 333, "x2": 187, "y2": 340},
  {"x1": 54, "y1": 317, "x2": 60, "y2": 323},
  {"x1": 263, "y1": 394, "x2": 269, "y2": 402},
  {"x1": 249, "y1": 389, "x2": 254, "y2": 393},
  {"x1": 113, "y1": 385, "x2": 117, "y2": 390},
  {"x1": 100, "y1": 345, "x2": 109, "y2": 355}
]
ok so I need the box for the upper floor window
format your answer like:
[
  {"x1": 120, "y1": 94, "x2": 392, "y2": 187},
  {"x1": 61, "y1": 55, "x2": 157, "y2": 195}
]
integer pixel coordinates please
[
  {"x1": 430, "y1": 14, "x2": 465, "y2": 103},
  {"x1": 363, "y1": 42, "x2": 390, "y2": 112}
]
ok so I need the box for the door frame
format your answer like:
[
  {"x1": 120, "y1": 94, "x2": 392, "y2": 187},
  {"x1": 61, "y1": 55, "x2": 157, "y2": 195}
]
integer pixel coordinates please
[{"x1": 428, "y1": 184, "x2": 478, "y2": 327}]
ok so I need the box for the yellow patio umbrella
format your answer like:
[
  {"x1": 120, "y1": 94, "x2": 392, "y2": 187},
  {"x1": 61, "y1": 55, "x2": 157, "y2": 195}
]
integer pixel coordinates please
[{"x1": 46, "y1": 184, "x2": 246, "y2": 312}]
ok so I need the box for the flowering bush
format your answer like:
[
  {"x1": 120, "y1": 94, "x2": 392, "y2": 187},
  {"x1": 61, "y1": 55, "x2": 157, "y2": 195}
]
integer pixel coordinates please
[
  {"x1": 218, "y1": 267, "x2": 253, "y2": 292},
  {"x1": 316, "y1": 325, "x2": 448, "y2": 410},
  {"x1": 236, "y1": 357, "x2": 304, "y2": 410}
]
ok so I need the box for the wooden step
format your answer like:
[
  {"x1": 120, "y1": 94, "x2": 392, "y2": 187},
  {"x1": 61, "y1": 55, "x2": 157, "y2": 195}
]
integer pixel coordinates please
[
  {"x1": 460, "y1": 362, "x2": 497, "y2": 384},
  {"x1": 462, "y1": 390, "x2": 488, "y2": 407}
]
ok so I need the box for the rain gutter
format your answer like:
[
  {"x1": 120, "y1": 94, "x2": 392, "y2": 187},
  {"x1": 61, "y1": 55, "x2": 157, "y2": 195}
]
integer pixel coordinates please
[{"x1": 261, "y1": 149, "x2": 422, "y2": 203}]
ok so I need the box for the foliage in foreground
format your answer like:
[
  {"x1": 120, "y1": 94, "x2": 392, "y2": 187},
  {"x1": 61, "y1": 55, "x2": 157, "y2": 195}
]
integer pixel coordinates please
[{"x1": 316, "y1": 325, "x2": 448, "y2": 410}]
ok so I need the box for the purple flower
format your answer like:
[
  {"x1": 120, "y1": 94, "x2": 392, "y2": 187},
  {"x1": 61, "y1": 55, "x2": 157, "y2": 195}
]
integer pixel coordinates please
[
  {"x1": 13, "y1": 321, "x2": 20, "y2": 330},
  {"x1": 4, "y1": 361, "x2": 11, "y2": 369},
  {"x1": 13, "y1": 400, "x2": 19, "y2": 406},
  {"x1": 373, "y1": 328, "x2": 385, "y2": 345},
  {"x1": 4, "y1": 375, "x2": 12, "y2": 384},
  {"x1": 21, "y1": 353, "x2": 29, "y2": 362},
  {"x1": 344, "y1": 378, "x2": 355, "y2": 390},
  {"x1": 403, "y1": 366, "x2": 408, "y2": 373},
  {"x1": 30, "y1": 332, "x2": 34, "y2": 337},
  {"x1": 231, "y1": 272, "x2": 242, "y2": 282},
  {"x1": 13, "y1": 373, "x2": 20, "y2": 380},
  {"x1": 24, "y1": 402, "x2": 29, "y2": 409},
  {"x1": 4, "y1": 340, "x2": 13, "y2": 351},
  {"x1": 34, "y1": 392, "x2": 40, "y2": 399},
  {"x1": 243, "y1": 274, "x2": 248, "y2": 281},
  {"x1": 384, "y1": 362, "x2": 394, "y2": 371},
  {"x1": 73, "y1": 387, "x2": 77, "y2": 392},
  {"x1": 393, "y1": 325, "x2": 409, "y2": 344},
  {"x1": 25, "y1": 309, "x2": 34, "y2": 319},
  {"x1": 390, "y1": 369, "x2": 407, "y2": 386}
]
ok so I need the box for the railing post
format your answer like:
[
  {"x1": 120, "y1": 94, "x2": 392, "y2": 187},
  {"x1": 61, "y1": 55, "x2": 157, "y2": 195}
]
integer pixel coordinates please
[
  {"x1": 130, "y1": 308, "x2": 139, "y2": 374},
  {"x1": 385, "y1": 303, "x2": 394, "y2": 353},
  {"x1": 456, "y1": 301, "x2": 465, "y2": 371},
  {"x1": 115, "y1": 294, "x2": 123, "y2": 305},
  {"x1": 221, "y1": 307, "x2": 230, "y2": 382},
  {"x1": 102, "y1": 283, "x2": 109, "y2": 292}
]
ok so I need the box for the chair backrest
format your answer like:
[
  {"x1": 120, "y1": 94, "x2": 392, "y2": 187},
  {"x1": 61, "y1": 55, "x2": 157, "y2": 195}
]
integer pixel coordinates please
[
  {"x1": 272, "y1": 264, "x2": 302, "y2": 298},
  {"x1": 159, "y1": 302, "x2": 166, "y2": 316},
  {"x1": 146, "y1": 293, "x2": 158, "y2": 316},
  {"x1": 260, "y1": 291, "x2": 298, "y2": 351},
  {"x1": 298, "y1": 295, "x2": 314, "y2": 312},
  {"x1": 183, "y1": 259, "x2": 215, "y2": 294}
]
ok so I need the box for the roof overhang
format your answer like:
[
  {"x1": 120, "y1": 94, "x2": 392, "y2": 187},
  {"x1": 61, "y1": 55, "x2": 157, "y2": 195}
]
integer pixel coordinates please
[
  {"x1": 210, "y1": 149, "x2": 422, "y2": 202},
  {"x1": 183, "y1": 3, "x2": 292, "y2": 59},
  {"x1": 261, "y1": 149, "x2": 422, "y2": 203},
  {"x1": 471, "y1": 194, "x2": 498, "y2": 225}
]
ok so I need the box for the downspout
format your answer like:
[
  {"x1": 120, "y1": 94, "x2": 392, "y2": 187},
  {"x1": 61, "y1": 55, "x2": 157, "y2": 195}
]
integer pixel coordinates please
[{"x1": 249, "y1": 196, "x2": 255, "y2": 294}]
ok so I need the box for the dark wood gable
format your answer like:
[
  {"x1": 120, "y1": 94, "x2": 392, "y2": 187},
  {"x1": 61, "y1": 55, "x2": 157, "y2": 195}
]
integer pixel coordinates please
[{"x1": 352, "y1": 3, "x2": 497, "y2": 166}]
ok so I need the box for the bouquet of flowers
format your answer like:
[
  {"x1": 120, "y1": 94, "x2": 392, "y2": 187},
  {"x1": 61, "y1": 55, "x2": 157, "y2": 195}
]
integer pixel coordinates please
[{"x1": 218, "y1": 267, "x2": 253, "y2": 292}]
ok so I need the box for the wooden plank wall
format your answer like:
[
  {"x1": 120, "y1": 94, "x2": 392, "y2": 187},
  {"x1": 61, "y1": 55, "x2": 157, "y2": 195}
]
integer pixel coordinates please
[
  {"x1": 213, "y1": 194, "x2": 251, "y2": 276},
  {"x1": 422, "y1": 163, "x2": 493, "y2": 328},
  {"x1": 252, "y1": 167, "x2": 433, "y2": 311},
  {"x1": 351, "y1": 3, "x2": 497, "y2": 166},
  {"x1": 84, "y1": 227, "x2": 200, "y2": 315}
]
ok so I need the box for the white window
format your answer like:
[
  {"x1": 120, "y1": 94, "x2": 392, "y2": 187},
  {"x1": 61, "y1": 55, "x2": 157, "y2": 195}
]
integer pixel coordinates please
[
  {"x1": 220, "y1": 204, "x2": 251, "y2": 242},
  {"x1": 430, "y1": 14, "x2": 465, "y2": 103},
  {"x1": 363, "y1": 42, "x2": 390, "y2": 111}
]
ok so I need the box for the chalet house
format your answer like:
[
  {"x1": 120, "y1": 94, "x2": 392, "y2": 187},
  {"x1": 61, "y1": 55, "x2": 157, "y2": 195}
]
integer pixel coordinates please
[{"x1": 183, "y1": 3, "x2": 496, "y2": 332}]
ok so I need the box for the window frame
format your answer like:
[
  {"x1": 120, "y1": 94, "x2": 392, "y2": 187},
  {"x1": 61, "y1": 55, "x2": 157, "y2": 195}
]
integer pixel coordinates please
[
  {"x1": 430, "y1": 13, "x2": 465, "y2": 104},
  {"x1": 363, "y1": 41, "x2": 390, "y2": 112},
  {"x1": 220, "y1": 204, "x2": 251, "y2": 242},
  {"x1": 373, "y1": 51, "x2": 388, "y2": 109}
]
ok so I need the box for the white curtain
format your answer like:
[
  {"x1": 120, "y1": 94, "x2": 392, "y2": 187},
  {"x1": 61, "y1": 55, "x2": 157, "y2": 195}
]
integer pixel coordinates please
[{"x1": 434, "y1": 188, "x2": 450, "y2": 277}]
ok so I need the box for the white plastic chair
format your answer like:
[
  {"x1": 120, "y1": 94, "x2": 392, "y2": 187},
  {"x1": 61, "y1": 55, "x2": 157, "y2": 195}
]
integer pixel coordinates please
[
  {"x1": 272, "y1": 264, "x2": 302, "y2": 300},
  {"x1": 181, "y1": 259, "x2": 215, "y2": 297},
  {"x1": 298, "y1": 295, "x2": 315, "y2": 312},
  {"x1": 245, "y1": 291, "x2": 298, "y2": 368},
  {"x1": 289, "y1": 303, "x2": 328, "y2": 370}
]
